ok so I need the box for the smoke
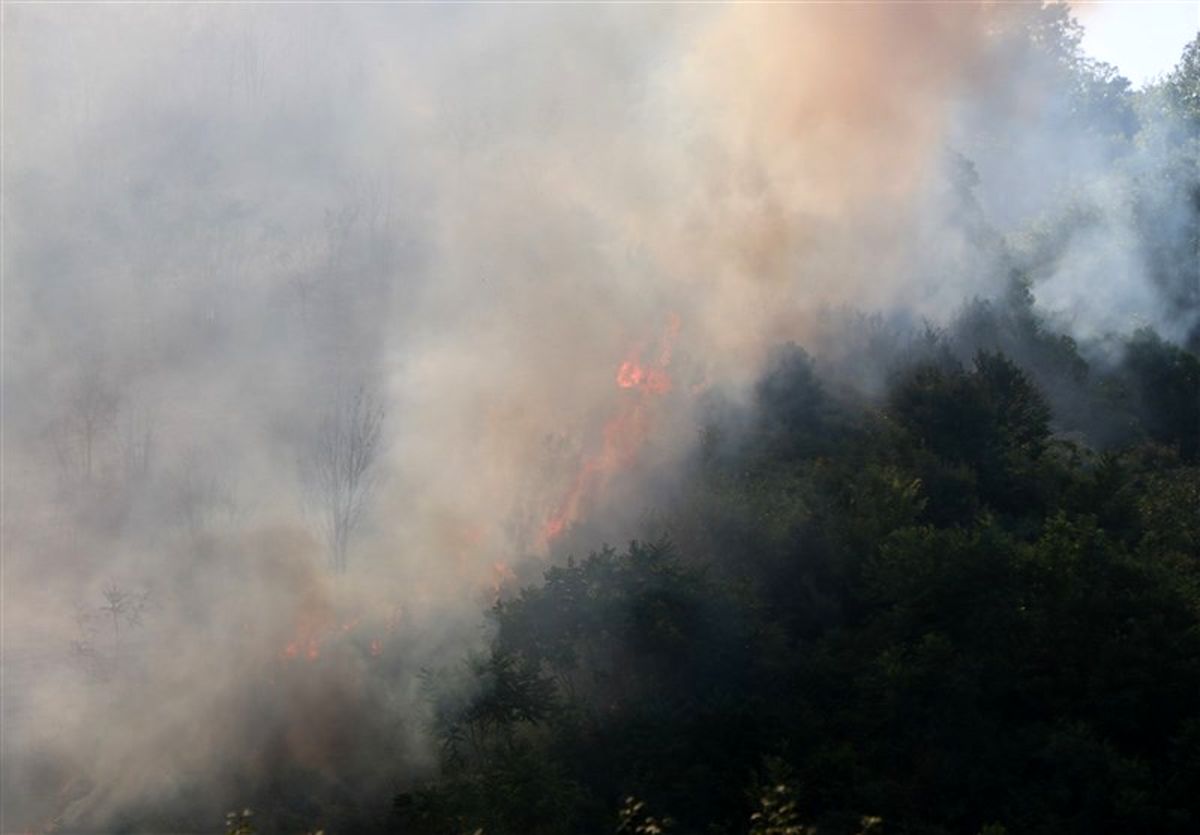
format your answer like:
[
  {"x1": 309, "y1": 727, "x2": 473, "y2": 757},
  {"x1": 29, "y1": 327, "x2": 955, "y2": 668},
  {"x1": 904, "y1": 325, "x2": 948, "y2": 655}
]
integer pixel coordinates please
[{"x1": 2, "y1": 4, "x2": 1194, "y2": 831}]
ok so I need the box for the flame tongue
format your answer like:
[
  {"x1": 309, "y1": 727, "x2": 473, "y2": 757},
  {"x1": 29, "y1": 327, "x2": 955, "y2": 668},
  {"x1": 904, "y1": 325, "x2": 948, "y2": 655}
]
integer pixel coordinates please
[
  {"x1": 617, "y1": 361, "x2": 671, "y2": 393},
  {"x1": 539, "y1": 313, "x2": 681, "y2": 548}
]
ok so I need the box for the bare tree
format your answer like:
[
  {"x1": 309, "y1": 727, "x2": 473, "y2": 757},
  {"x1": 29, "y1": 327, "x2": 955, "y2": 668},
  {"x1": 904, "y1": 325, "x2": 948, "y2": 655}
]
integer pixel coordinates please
[
  {"x1": 172, "y1": 453, "x2": 242, "y2": 542},
  {"x1": 98, "y1": 583, "x2": 152, "y2": 648},
  {"x1": 70, "y1": 603, "x2": 101, "y2": 676},
  {"x1": 302, "y1": 385, "x2": 384, "y2": 573},
  {"x1": 52, "y1": 370, "x2": 120, "y2": 483},
  {"x1": 119, "y1": 400, "x2": 155, "y2": 482},
  {"x1": 70, "y1": 585, "x2": 152, "y2": 679}
]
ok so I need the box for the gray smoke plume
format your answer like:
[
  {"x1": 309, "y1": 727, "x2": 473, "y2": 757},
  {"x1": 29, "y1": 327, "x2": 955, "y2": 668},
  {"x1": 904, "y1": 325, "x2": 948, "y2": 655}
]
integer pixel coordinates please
[{"x1": 3, "y1": 4, "x2": 1195, "y2": 831}]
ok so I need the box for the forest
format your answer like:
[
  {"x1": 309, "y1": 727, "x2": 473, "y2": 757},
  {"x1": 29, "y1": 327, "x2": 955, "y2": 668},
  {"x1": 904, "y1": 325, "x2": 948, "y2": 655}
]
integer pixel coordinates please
[
  {"x1": 402, "y1": 305, "x2": 1200, "y2": 835},
  {"x1": 391, "y1": 23, "x2": 1200, "y2": 835},
  {"x1": 3, "y1": 3, "x2": 1199, "y2": 834}
]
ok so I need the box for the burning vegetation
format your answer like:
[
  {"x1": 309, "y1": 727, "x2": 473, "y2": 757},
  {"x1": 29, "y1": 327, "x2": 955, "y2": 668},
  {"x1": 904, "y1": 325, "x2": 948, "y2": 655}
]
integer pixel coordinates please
[
  {"x1": 4, "y1": 4, "x2": 1200, "y2": 835},
  {"x1": 540, "y1": 313, "x2": 683, "y2": 549}
]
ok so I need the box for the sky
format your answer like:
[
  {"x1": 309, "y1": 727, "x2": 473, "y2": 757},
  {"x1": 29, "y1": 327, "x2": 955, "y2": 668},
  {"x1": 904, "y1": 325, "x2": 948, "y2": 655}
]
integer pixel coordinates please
[{"x1": 1078, "y1": 0, "x2": 1199, "y2": 85}]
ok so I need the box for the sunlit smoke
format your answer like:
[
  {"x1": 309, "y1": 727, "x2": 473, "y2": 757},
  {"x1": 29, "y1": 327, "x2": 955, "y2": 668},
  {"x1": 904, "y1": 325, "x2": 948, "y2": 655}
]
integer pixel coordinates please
[{"x1": 3, "y1": 3, "x2": 1192, "y2": 831}]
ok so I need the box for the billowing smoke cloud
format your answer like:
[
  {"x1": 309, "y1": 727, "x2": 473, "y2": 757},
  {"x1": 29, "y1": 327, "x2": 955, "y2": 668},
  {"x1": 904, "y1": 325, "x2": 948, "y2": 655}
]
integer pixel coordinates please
[{"x1": 3, "y1": 4, "x2": 1194, "y2": 831}]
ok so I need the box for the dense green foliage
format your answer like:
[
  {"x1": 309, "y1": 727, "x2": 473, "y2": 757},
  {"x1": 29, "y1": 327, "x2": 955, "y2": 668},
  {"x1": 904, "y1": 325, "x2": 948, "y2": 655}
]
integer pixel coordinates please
[
  {"x1": 400, "y1": 308, "x2": 1198, "y2": 834},
  {"x1": 390, "y1": 22, "x2": 1200, "y2": 835}
]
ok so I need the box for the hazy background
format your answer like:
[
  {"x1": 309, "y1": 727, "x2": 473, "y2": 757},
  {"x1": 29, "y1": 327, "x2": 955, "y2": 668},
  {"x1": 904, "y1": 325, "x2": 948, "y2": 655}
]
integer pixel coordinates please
[{"x1": 2, "y1": 3, "x2": 1196, "y2": 832}]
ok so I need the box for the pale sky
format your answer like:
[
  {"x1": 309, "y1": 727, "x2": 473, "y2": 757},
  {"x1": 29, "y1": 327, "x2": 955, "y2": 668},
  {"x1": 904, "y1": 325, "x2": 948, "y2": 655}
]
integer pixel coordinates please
[{"x1": 1078, "y1": 0, "x2": 1200, "y2": 86}]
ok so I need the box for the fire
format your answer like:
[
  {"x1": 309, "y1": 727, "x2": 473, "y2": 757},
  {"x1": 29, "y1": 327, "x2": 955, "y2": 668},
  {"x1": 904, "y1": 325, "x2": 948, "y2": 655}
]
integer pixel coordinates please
[
  {"x1": 616, "y1": 360, "x2": 671, "y2": 393},
  {"x1": 539, "y1": 313, "x2": 681, "y2": 548},
  {"x1": 281, "y1": 636, "x2": 321, "y2": 662},
  {"x1": 616, "y1": 312, "x2": 681, "y2": 393},
  {"x1": 490, "y1": 560, "x2": 517, "y2": 597},
  {"x1": 279, "y1": 609, "x2": 397, "y2": 664},
  {"x1": 541, "y1": 516, "x2": 567, "y2": 542}
]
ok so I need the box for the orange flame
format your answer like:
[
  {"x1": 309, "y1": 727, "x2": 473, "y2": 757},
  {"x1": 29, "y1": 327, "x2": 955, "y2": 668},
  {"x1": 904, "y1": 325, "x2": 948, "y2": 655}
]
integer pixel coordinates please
[
  {"x1": 616, "y1": 312, "x2": 681, "y2": 393},
  {"x1": 278, "y1": 601, "x2": 401, "y2": 665},
  {"x1": 539, "y1": 313, "x2": 681, "y2": 548},
  {"x1": 490, "y1": 560, "x2": 517, "y2": 597},
  {"x1": 616, "y1": 360, "x2": 671, "y2": 393},
  {"x1": 281, "y1": 635, "x2": 321, "y2": 662}
]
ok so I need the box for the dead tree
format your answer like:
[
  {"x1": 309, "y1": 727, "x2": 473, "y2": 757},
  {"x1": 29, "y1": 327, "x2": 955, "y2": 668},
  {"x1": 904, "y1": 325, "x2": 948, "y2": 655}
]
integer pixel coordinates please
[
  {"x1": 97, "y1": 580, "x2": 151, "y2": 667},
  {"x1": 52, "y1": 370, "x2": 120, "y2": 483},
  {"x1": 172, "y1": 452, "x2": 242, "y2": 542},
  {"x1": 302, "y1": 385, "x2": 384, "y2": 573},
  {"x1": 98, "y1": 583, "x2": 151, "y2": 648}
]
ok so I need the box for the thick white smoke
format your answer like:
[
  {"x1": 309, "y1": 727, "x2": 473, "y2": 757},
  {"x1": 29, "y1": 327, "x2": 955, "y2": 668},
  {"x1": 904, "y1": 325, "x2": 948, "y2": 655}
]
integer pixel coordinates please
[{"x1": 2, "y1": 4, "x2": 1194, "y2": 831}]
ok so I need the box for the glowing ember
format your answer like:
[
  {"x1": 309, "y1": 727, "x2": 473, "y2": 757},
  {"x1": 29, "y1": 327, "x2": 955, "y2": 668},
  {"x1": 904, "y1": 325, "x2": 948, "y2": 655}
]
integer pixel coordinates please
[
  {"x1": 279, "y1": 604, "x2": 402, "y2": 665},
  {"x1": 281, "y1": 635, "x2": 321, "y2": 662}
]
